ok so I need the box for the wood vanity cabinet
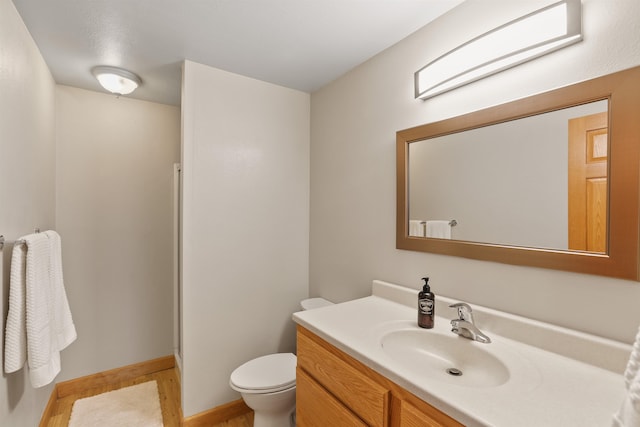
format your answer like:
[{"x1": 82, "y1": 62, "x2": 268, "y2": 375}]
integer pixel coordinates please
[{"x1": 296, "y1": 326, "x2": 465, "y2": 427}]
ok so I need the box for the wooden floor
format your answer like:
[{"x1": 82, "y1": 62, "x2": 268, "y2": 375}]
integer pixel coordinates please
[
  {"x1": 47, "y1": 366, "x2": 253, "y2": 427},
  {"x1": 212, "y1": 412, "x2": 254, "y2": 427}
]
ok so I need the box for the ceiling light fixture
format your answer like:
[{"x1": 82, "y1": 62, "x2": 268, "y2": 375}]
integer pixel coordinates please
[
  {"x1": 415, "y1": 0, "x2": 582, "y2": 100},
  {"x1": 91, "y1": 66, "x2": 142, "y2": 95}
]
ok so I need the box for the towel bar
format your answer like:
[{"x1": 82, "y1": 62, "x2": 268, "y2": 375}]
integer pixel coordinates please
[
  {"x1": 419, "y1": 220, "x2": 458, "y2": 227},
  {"x1": 0, "y1": 228, "x2": 42, "y2": 249},
  {"x1": 0, "y1": 235, "x2": 26, "y2": 247}
]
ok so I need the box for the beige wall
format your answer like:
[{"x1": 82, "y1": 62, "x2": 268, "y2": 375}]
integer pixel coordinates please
[
  {"x1": 181, "y1": 60, "x2": 310, "y2": 417},
  {"x1": 55, "y1": 85, "x2": 180, "y2": 379},
  {"x1": 310, "y1": 0, "x2": 640, "y2": 344},
  {"x1": 0, "y1": 0, "x2": 57, "y2": 425}
]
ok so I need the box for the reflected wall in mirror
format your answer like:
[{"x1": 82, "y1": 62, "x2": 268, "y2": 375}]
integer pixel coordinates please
[
  {"x1": 408, "y1": 100, "x2": 607, "y2": 252},
  {"x1": 397, "y1": 66, "x2": 640, "y2": 280}
]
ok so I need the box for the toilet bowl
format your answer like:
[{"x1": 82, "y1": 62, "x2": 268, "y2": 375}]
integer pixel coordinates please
[
  {"x1": 230, "y1": 353, "x2": 297, "y2": 427},
  {"x1": 229, "y1": 297, "x2": 333, "y2": 427}
]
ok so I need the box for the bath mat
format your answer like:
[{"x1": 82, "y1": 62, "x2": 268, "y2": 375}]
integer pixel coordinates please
[{"x1": 68, "y1": 380, "x2": 163, "y2": 427}]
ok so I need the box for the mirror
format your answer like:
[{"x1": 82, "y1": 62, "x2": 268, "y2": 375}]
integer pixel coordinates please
[
  {"x1": 408, "y1": 100, "x2": 608, "y2": 252},
  {"x1": 397, "y1": 66, "x2": 640, "y2": 280}
]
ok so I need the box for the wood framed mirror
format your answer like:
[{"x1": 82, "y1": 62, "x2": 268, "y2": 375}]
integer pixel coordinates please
[{"x1": 397, "y1": 66, "x2": 640, "y2": 280}]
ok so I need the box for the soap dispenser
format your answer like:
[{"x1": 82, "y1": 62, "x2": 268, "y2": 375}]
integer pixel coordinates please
[{"x1": 418, "y1": 277, "x2": 435, "y2": 329}]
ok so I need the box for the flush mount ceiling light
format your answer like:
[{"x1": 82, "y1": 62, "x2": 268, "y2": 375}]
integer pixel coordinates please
[
  {"x1": 415, "y1": 0, "x2": 582, "y2": 100},
  {"x1": 91, "y1": 66, "x2": 142, "y2": 95}
]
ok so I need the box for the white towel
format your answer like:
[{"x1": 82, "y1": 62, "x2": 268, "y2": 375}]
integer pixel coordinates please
[
  {"x1": 426, "y1": 220, "x2": 452, "y2": 239},
  {"x1": 613, "y1": 325, "x2": 640, "y2": 426},
  {"x1": 409, "y1": 220, "x2": 425, "y2": 237},
  {"x1": 45, "y1": 230, "x2": 77, "y2": 352},
  {"x1": 4, "y1": 231, "x2": 77, "y2": 388},
  {"x1": 4, "y1": 242, "x2": 28, "y2": 373}
]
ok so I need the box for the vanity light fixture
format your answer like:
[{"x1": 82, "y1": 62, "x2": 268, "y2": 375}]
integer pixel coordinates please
[
  {"x1": 91, "y1": 66, "x2": 142, "y2": 95},
  {"x1": 415, "y1": 0, "x2": 582, "y2": 100}
]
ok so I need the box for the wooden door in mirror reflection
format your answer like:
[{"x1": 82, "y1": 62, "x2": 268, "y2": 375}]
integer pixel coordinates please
[{"x1": 568, "y1": 112, "x2": 608, "y2": 252}]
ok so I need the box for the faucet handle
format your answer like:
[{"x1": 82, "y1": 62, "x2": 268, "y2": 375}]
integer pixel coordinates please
[{"x1": 449, "y1": 302, "x2": 474, "y2": 322}]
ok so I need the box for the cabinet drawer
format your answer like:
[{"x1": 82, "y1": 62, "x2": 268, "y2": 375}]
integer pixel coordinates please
[
  {"x1": 297, "y1": 329, "x2": 389, "y2": 427},
  {"x1": 296, "y1": 368, "x2": 367, "y2": 427}
]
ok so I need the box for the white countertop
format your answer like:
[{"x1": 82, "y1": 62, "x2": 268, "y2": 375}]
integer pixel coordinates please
[{"x1": 292, "y1": 280, "x2": 630, "y2": 427}]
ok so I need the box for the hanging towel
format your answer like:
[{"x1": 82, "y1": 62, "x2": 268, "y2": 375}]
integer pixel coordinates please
[
  {"x1": 426, "y1": 220, "x2": 452, "y2": 239},
  {"x1": 613, "y1": 325, "x2": 640, "y2": 426},
  {"x1": 4, "y1": 231, "x2": 77, "y2": 388},
  {"x1": 4, "y1": 241, "x2": 28, "y2": 373},
  {"x1": 409, "y1": 220, "x2": 425, "y2": 237},
  {"x1": 45, "y1": 230, "x2": 77, "y2": 352}
]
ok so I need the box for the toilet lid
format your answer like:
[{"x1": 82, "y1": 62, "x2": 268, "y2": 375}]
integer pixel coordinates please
[
  {"x1": 300, "y1": 297, "x2": 333, "y2": 310},
  {"x1": 230, "y1": 353, "x2": 296, "y2": 393}
]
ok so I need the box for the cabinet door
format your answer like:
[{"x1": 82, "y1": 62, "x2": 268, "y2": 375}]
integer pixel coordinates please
[
  {"x1": 297, "y1": 330, "x2": 390, "y2": 426},
  {"x1": 398, "y1": 399, "x2": 464, "y2": 427},
  {"x1": 296, "y1": 368, "x2": 367, "y2": 427}
]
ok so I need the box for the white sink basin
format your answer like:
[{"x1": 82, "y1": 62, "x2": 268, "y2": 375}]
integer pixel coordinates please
[
  {"x1": 380, "y1": 328, "x2": 509, "y2": 387},
  {"x1": 374, "y1": 320, "x2": 541, "y2": 391}
]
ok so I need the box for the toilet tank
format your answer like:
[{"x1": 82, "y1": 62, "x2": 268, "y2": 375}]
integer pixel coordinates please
[{"x1": 300, "y1": 297, "x2": 333, "y2": 311}]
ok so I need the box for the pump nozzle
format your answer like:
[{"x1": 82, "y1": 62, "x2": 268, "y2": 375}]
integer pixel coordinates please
[{"x1": 421, "y1": 277, "x2": 430, "y2": 291}]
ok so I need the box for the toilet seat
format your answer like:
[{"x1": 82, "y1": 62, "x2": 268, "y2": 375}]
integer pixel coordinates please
[{"x1": 230, "y1": 353, "x2": 297, "y2": 394}]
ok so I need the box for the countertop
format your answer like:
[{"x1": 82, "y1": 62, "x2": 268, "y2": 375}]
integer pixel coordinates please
[{"x1": 292, "y1": 280, "x2": 630, "y2": 427}]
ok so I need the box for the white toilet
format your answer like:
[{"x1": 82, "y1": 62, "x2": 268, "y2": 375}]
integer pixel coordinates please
[{"x1": 229, "y1": 298, "x2": 333, "y2": 427}]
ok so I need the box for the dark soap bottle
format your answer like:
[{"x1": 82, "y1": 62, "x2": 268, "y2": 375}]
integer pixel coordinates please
[{"x1": 418, "y1": 277, "x2": 435, "y2": 329}]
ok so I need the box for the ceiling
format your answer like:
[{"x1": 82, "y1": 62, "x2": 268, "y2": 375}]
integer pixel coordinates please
[{"x1": 12, "y1": 0, "x2": 463, "y2": 106}]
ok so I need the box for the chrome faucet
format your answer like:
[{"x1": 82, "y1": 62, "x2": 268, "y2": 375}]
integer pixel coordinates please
[{"x1": 449, "y1": 302, "x2": 491, "y2": 344}]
